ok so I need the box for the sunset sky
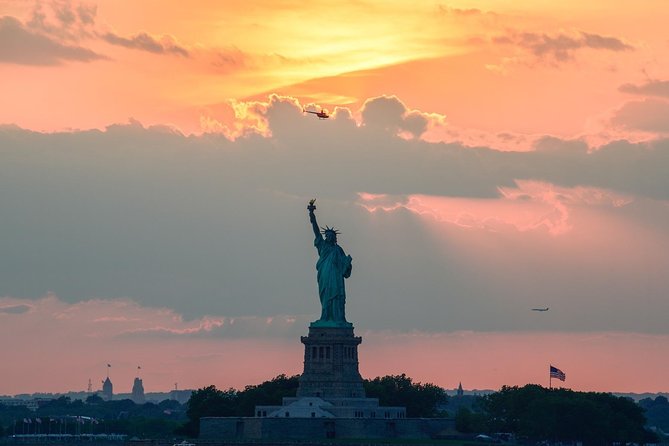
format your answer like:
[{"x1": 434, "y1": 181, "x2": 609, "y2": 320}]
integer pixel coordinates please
[{"x1": 1, "y1": 0, "x2": 669, "y2": 396}]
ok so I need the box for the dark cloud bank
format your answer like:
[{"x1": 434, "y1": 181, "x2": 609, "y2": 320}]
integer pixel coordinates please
[
  {"x1": 0, "y1": 2, "x2": 189, "y2": 66},
  {"x1": 493, "y1": 30, "x2": 632, "y2": 62},
  {"x1": 1, "y1": 96, "x2": 668, "y2": 334},
  {"x1": 100, "y1": 31, "x2": 189, "y2": 57},
  {"x1": 0, "y1": 15, "x2": 105, "y2": 65}
]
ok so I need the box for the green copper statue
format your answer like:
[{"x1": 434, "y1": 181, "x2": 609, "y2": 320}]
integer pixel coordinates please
[{"x1": 308, "y1": 199, "x2": 353, "y2": 327}]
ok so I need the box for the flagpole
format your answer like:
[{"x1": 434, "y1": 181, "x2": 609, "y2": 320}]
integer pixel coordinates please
[{"x1": 549, "y1": 365, "x2": 552, "y2": 389}]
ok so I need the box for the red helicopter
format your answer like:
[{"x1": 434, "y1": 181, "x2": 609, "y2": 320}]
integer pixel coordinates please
[{"x1": 303, "y1": 108, "x2": 329, "y2": 119}]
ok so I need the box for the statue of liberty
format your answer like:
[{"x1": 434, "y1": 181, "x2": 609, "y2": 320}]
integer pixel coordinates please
[{"x1": 307, "y1": 199, "x2": 353, "y2": 327}]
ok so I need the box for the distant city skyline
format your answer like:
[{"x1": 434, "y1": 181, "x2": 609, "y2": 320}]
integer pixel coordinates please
[
  {"x1": 2, "y1": 0, "x2": 669, "y2": 394},
  {"x1": 3, "y1": 384, "x2": 668, "y2": 406},
  {"x1": 1, "y1": 389, "x2": 192, "y2": 404}
]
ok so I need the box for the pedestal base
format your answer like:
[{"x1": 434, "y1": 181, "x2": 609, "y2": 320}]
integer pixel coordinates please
[{"x1": 296, "y1": 325, "x2": 365, "y2": 399}]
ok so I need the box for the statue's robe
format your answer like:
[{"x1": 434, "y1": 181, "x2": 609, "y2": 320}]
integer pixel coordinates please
[{"x1": 315, "y1": 236, "x2": 352, "y2": 323}]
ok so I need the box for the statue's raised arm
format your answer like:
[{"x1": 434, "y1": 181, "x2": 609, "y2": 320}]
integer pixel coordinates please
[
  {"x1": 306, "y1": 199, "x2": 352, "y2": 327},
  {"x1": 307, "y1": 199, "x2": 322, "y2": 241}
]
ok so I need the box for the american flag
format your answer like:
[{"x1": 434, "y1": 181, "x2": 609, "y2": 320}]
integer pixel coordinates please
[{"x1": 550, "y1": 365, "x2": 566, "y2": 381}]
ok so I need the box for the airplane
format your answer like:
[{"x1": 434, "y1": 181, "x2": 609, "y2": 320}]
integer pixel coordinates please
[
  {"x1": 532, "y1": 307, "x2": 550, "y2": 312},
  {"x1": 303, "y1": 108, "x2": 329, "y2": 119}
]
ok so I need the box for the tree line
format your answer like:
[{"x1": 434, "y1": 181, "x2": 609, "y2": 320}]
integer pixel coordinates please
[
  {"x1": 639, "y1": 395, "x2": 669, "y2": 433},
  {"x1": 455, "y1": 385, "x2": 659, "y2": 445},
  {"x1": 177, "y1": 373, "x2": 447, "y2": 436},
  {"x1": 1, "y1": 378, "x2": 661, "y2": 444}
]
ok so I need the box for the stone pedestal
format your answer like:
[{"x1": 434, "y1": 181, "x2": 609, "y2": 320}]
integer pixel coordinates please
[
  {"x1": 296, "y1": 326, "x2": 365, "y2": 399},
  {"x1": 257, "y1": 325, "x2": 405, "y2": 420}
]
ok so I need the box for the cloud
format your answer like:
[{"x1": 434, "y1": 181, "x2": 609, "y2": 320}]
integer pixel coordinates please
[
  {"x1": 580, "y1": 32, "x2": 631, "y2": 51},
  {"x1": 0, "y1": 303, "x2": 33, "y2": 314},
  {"x1": 3, "y1": 94, "x2": 669, "y2": 200},
  {"x1": 438, "y1": 6, "x2": 485, "y2": 17},
  {"x1": 532, "y1": 136, "x2": 588, "y2": 154},
  {"x1": 619, "y1": 80, "x2": 669, "y2": 98},
  {"x1": 26, "y1": 0, "x2": 97, "y2": 41},
  {"x1": 210, "y1": 47, "x2": 248, "y2": 72},
  {"x1": 3, "y1": 95, "x2": 669, "y2": 200},
  {"x1": 2, "y1": 294, "x2": 669, "y2": 394},
  {"x1": 435, "y1": 5, "x2": 499, "y2": 26},
  {"x1": 1, "y1": 97, "x2": 669, "y2": 339},
  {"x1": 216, "y1": 94, "x2": 444, "y2": 143},
  {"x1": 611, "y1": 99, "x2": 669, "y2": 133},
  {"x1": 20, "y1": 1, "x2": 190, "y2": 59},
  {"x1": 101, "y1": 31, "x2": 189, "y2": 57},
  {"x1": 493, "y1": 30, "x2": 632, "y2": 62},
  {"x1": 76, "y1": 3, "x2": 96, "y2": 25},
  {"x1": 360, "y1": 95, "x2": 440, "y2": 139},
  {"x1": 205, "y1": 94, "x2": 360, "y2": 140},
  {"x1": 0, "y1": 295, "x2": 669, "y2": 394},
  {"x1": 0, "y1": 2, "x2": 192, "y2": 65},
  {"x1": 119, "y1": 314, "x2": 305, "y2": 339},
  {"x1": 0, "y1": 15, "x2": 105, "y2": 65},
  {"x1": 357, "y1": 180, "x2": 633, "y2": 236},
  {"x1": 0, "y1": 294, "x2": 304, "y2": 394},
  {"x1": 0, "y1": 294, "x2": 304, "y2": 340}
]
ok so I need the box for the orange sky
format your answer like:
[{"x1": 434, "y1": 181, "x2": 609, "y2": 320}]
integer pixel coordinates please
[
  {"x1": 2, "y1": 294, "x2": 669, "y2": 395},
  {"x1": 2, "y1": 1, "x2": 669, "y2": 395},
  {"x1": 3, "y1": 0, "x2": 669, "y2": 141}
]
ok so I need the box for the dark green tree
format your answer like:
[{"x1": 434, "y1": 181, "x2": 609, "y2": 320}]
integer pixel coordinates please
[
  {"x1": 364, "y1": 374, "x2": 447, "y2": 418},
  {"x1": 178, "y1": 385, "x2": 238, "y2": 437},
  {"x1": 455, "y1": 406, "x2": 487, "y2": 433},
  {"x1": 236, "y1": 374, "x2": 300, "y2": 417},
  {"x1": 85, "y1": 394, "x2": 104, "y2": 405},
  {"x1": 639, "y1": 395, "x2": 669, "y2": 432},
  {"x1": 0, "y1": 404, "x2": 32, "y2": 434},
  {"x1": 158, "y1": 398, "x2": 183, "y2": 411},
  {"x1": 0, "y1": 396, "x2": 186, "y2": 439},
  {"x1": 482, "y1": 385, "x2": 657, "y2": 446}
]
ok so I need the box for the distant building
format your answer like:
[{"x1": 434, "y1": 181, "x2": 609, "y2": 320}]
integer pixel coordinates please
[
  {"x1": 0, "y1": 398, "x2": 39, "y2": 411},
  {"x1": 102, "y1": 377, "x2": 113, "y2": 401},
  {"x1": 437, "y1": 383, "x2": 485, "y2": 416},
  {"x1": 169, "y1": 389, "x2": 193, "y2": 405},
  {"x1": 131, "y1": 377, "x2": 145, "y2": 404}
]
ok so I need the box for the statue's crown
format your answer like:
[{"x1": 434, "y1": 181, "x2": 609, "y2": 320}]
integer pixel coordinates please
[{"x1": 320, "y1": 226, "x2": 340, "y2": 236}]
